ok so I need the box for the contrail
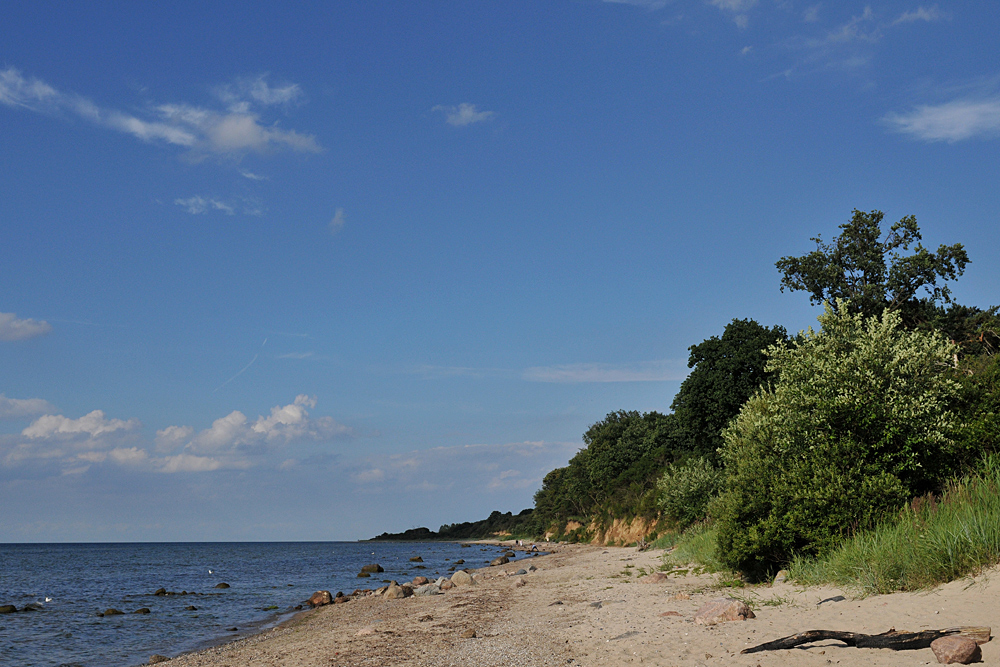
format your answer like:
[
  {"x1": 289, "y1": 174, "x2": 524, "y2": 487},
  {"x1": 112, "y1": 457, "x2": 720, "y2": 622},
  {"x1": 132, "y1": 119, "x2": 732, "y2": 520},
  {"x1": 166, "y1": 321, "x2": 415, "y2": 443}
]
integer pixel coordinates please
[{"x1": 214, "y1": 338, "x2": 267, "y2": 392}]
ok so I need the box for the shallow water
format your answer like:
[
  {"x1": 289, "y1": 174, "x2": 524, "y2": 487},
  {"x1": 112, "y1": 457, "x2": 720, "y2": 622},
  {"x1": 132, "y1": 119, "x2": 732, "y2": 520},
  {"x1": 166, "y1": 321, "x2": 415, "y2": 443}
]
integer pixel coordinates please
[{"x1": 0, "y1": 541, "x2": 533, "y2": 666}]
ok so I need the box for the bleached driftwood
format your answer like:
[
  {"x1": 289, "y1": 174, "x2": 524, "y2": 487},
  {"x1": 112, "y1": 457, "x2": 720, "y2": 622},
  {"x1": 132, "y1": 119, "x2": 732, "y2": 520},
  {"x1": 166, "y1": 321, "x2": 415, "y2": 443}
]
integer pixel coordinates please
[{"x1": 741, "y1": 626, "x2": 990, "y2": 654}]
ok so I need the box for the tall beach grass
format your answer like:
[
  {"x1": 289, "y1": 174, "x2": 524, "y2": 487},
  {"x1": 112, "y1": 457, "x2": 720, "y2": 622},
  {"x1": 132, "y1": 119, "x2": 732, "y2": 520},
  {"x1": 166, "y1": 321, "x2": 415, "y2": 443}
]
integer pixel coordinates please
[{"x1": 791, "y1": 454, "x2": 1000, "y2": 595}]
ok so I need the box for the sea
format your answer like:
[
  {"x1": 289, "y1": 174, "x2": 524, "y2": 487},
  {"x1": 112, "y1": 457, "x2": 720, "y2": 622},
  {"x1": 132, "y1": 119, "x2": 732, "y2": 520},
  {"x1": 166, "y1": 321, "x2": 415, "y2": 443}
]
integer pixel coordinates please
[{"x1": 0, "y1": 541, "x2": 537, "y2": 667}]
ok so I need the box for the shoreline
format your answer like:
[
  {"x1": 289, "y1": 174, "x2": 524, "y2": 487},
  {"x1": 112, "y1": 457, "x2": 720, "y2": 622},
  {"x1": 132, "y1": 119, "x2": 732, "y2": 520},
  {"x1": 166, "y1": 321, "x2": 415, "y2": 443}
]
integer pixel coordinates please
[{"x1": 160, "y1": 540, "x2": 1000, "y2": 666}]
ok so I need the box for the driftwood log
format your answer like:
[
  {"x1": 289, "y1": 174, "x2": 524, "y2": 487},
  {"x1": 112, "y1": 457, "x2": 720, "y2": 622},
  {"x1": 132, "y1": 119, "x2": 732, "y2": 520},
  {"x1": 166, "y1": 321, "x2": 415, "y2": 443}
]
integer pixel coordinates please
[{"x1": 741, "y1": 626, "x2": 990, "y2": 654}]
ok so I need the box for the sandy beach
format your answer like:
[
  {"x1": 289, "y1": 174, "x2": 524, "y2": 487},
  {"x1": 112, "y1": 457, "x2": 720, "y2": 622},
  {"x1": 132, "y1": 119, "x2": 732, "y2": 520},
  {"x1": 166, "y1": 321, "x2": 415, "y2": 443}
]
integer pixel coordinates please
[{"x1": 158, "y1": 542, "x2": 1000, "y2": 667}]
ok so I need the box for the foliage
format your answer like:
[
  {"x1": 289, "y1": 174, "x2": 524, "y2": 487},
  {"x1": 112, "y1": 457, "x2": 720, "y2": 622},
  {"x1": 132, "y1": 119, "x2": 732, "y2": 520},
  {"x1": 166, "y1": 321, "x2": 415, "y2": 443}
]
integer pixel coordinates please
[
  {"x1": 714, "y1": 303, "x2": 964, "y2": 578},
  {"x1": 670, "y1": 319, "x2": 788, "y2": 457},
  {"x1": 657, "y1": 457, "x2": 724, "y2": 529},
  {"x1": 791, "y1": 455, "x2": 1000, "y2": 595},
  {"x1": 776, "y1": 209, "x2": 969, "y2": 322},
  {"x1": 660, "y1": 522, "x2": 725, "y2": 573},
  {"x1": 370, "y1": 508, "x2": 535, "y2": 541}
]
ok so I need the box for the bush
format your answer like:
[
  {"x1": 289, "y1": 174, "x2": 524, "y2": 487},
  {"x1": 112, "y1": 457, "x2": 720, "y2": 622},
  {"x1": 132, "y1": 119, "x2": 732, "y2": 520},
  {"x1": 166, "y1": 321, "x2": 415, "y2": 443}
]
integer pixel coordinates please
[
  {"x1": 657, "y1": 457, "x2": 723, "y2": 529},
  {"x1": 714, "y1": 302, "x2": 965, "y2": 578}
]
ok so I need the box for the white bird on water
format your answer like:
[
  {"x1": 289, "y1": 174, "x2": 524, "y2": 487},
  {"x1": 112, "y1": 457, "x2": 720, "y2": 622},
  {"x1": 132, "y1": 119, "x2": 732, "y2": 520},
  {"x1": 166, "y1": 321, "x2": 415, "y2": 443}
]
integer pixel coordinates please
[
  {"x1": 208, "y1": 569, "x2": 214, "y2": 574},
  {"x1": 45, "y1": 597, "x2": 53, "y2": 602}
]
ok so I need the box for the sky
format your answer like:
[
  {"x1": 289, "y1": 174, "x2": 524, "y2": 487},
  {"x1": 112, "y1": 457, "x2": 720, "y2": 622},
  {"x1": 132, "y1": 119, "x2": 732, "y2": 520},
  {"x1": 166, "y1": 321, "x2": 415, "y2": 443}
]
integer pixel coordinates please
[{"x1": 2, "y1": 1, "x2": 999, "y2": 542}]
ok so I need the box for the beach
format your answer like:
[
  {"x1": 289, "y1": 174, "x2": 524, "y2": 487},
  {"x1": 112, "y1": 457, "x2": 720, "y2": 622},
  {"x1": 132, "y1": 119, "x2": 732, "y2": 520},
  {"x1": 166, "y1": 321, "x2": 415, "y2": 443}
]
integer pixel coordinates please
[{"x1": 163, "y1": 542, "x2": 1000, "y2": 666}]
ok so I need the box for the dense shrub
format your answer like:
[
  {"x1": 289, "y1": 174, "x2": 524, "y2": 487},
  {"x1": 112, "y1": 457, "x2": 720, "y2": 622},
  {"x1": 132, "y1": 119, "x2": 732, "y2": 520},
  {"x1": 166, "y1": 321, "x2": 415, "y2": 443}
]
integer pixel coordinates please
[
  {"x1": 657, "y1": 457, "x2": 723, "y2": 529},
  {"x1": 714, "y1": 303, "x2": 965, "y2": 578}
]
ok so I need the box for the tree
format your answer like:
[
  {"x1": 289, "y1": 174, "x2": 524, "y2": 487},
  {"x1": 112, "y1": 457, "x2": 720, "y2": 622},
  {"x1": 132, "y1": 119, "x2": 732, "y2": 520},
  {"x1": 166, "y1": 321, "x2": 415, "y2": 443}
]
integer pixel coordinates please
[
  {"x1": 670, "y1": 319, "x2": 787, "y2": 457},
  {"x1": 775, "y1": 209, "x2": 969, "y2": 322},
  {"x1": 714, "y1": 303, "x2": 965, "y2": 578}
]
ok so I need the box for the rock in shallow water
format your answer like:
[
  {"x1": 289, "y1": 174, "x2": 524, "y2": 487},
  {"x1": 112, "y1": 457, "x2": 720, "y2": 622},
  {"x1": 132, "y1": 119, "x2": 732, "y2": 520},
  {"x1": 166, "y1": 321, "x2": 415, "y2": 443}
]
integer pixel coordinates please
[
  {"x1": 0, "y1": 605, "x2": 16, "y2": 613},
  {"x1": 307, "y1": 591, "x2": 333, "y2": 607},
  {"x1": 149, "y1": 655, "x2": 170, "y2": 664},
  {"x1": 214, "y1": 583, "x2": 230, "y2": 589}
]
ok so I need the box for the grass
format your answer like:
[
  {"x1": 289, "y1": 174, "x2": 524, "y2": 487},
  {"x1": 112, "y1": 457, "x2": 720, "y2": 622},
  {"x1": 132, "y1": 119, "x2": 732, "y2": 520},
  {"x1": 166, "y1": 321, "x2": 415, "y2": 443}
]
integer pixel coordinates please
[
  {"x1": 660, "y1": 522, "x2": 725, "y2": 573},
  {"x1": 791, "y1": 454, "x2": 1000, "y2": 595}
]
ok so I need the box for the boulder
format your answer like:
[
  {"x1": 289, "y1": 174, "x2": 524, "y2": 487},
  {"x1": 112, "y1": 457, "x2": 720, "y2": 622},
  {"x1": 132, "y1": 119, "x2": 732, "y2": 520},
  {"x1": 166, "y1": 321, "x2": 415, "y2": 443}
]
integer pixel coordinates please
[
  {"x1": 411, "y1": 576, "x2": 429, "y2": 586},
  {"x1": 307, "y1": 590, "x2": 333, "y2": 607},
  {"x1": 931, "y1": 636, "x2": 981, "y2": 664},
  {"x1": 185, "y1": 606, "x2": 198, "y2": 611},
  {"x1": 0, "y1": 605, "x2": 16, "y2": 613},
  {"x1": 360, "y1": 563, "x2": 384, "y2": 573},
  {"x1": 21, "y1": 602, "x2": 43, "y2": 612},
  {"x1": 440, "y1": 580, "x2": 455, "y2": 591},
  {"x1": 153, "y1": 588, "x2": 167, "y2": 596},
  {"x1": 384, "y1": 583, "x2": 409, "y2": 599},
  {"x1": 528, "y1": 565, "x2": 538, "y2": 572},
  {"x1": 504, "y1": 551, "x2": 516, "y2": 557},
  {"x1": 214, "y1": 583, "x2": 230, "y2": 589},
  {"x1": 454, "y1": 559, "x2": 465, "y2": 565},
  {"x1": 149, "y1": 655, "x2": 170, "y2": 664},
  {"x1": 357, "y1": 572, "x2": 371, "y2": 578},
  {"x1": 409, "y1": 556, "x2": 423, "y2": 562},
  {"x1": 334, "y1": 592, "x2": 350, "y2": 604},
  {"x1": 693, "y1": 598, "x2": 755, "y2": 625},
  {"x1": 490, "y1": 556, "x2": 509, "y2": 567},
  {"x1": 515, "y1": 569, "x2": 527, "y2": 575},
  {"x1": 133, "y1": 608, "x2": 151, "y2": 614},
  {"x1": 639, "y1": 573, "x2": 670, "y2": 584},
  {"x1": 104, "y1": 608, "x2": 125, "y2": 616},
  {"x1": 413, "y1": 584, "x2": 442, "y2": 596},
  {"x1": 514, "y1": 577, "x2": 526, "y2": 588},
  {"x1": 450, "y1": 570, "x2": 475, "y2": 587},
  {"x1": 772, "y1": 570, "x2": 790, "y2": 585}
]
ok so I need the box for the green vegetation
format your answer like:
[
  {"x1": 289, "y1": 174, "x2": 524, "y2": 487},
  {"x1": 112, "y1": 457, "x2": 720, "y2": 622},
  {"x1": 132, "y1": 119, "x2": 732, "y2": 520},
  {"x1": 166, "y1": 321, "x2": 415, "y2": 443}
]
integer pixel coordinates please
[
  {"x1": 372, "y1": 209, "x2": 1000, "y2": 595},
  {"x1": 370, "y1": 509, "x2": 535, "y2": 541},
  {"x1": 791, "y1": 454, "x2": 1000, "y2": 595}
]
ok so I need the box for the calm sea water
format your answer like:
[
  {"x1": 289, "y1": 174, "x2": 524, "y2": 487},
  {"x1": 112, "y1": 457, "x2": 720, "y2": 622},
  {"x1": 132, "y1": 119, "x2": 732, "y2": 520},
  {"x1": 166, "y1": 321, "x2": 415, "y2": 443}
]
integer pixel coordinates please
[{"x1": 0, "y1": 541, "x2": 534, "y2": 667}]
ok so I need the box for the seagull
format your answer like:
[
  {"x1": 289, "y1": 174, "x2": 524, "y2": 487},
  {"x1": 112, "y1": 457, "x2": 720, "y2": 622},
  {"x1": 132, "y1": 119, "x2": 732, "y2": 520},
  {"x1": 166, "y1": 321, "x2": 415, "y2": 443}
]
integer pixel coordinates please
[
  {"x1": 208, "y1": 569, "x2": 214, "y2": 574},
  {"x1": 45, "y1": 597, "x2": 53, "y2": 602}
]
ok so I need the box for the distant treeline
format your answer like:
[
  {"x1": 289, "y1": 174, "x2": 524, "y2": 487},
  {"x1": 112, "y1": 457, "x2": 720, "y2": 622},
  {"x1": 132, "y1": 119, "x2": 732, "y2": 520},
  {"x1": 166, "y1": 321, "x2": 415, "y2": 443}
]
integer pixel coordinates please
[{"x1": 369, "y1": 509, "x2": 535, "y2": 541}]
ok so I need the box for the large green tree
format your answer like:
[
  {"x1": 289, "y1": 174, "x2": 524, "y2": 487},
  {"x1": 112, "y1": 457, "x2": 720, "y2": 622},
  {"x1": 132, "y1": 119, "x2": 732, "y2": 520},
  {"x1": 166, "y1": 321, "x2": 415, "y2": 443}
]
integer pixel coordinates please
[
  {"x1": 670, "y1": 318, "x2": 787, "y2": 457},
  {"x1": 775, "y1": 209, "x2": 969, "y2": 323}
]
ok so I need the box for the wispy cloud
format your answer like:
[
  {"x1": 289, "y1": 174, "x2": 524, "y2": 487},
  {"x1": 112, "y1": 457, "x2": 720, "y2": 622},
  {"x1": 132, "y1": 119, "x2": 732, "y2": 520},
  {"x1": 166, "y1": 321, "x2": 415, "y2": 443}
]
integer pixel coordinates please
[
  {"x1": 432, "y1": 103, "x2": 495, "y2": 127},
  {"x1": 0, "y1": 311, "x2": 52, "y2": 341},
  {"x1": 0, "y1": 395, "x2": 56, "y2": 420},
  {"x1": 240, "y1": 170, "x2": 268, "y2": 181},
  {"x1": 884, "y1": 97, "x2": 1000, "y2": 142},
  {"x1": 174, "y1": 196, "x2": 234, "y2": 215},
  {"x1": 893, "y1": 5, "x2": 945, "y2": 25},
  {"x1": 278, "y1": 351, "x2": 315, "y2": 360},
  {"x1": 330, "y1": 207, "x2": 346, "y2": 234},
  {"x1": 0, "y1": 67, "x2": 320, "y2": 158},
  {"x1": 803, "y1": 4, "x2": 821, "y2": 23},
  {"x1": 523, "y1": 359, "x2": 688, "y2": 383},
  {"x1": 708, "y1": 0, "x2": 757, "y2": 28},
  {"x1": 601, "y1": 0, "x2": 672, "y2": 8},
  {"x1": 214, "y1": 75, "x2": 304, "y2": 110}
]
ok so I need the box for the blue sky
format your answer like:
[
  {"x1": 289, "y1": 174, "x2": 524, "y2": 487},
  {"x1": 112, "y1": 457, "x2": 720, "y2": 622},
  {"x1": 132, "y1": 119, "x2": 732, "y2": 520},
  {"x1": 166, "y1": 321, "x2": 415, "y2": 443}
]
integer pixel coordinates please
[{"x1": 2, "y1": 1, "x2": 998, "y2": 541}]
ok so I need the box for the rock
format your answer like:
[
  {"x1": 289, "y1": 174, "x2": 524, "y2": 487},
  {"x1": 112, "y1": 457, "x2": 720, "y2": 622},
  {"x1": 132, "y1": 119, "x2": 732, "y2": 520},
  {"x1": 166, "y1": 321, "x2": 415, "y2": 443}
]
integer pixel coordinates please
[
  {"x1": 185, "y1": 605, "x2": 198, "y2": 611},
  {"x1": 461, "y1": 628, "x2": 477, "y2": 639},
  {"x1": 356, "y1": 627, "x2": 376, "y2": 636},
  {"x1": 214, "y1": 583, "x2": 230, "y2": 589},
  {"x1": 419, "y1": 614, "x2": 433, "y2": 622},
  {"x1": 671, "y1": 593, "x2": 691, "y2": 601},
  {"x1": 334, "y1": 595, "x2": 350, "y2": 604},
  {"x1": 413, "y1": 565, "x2": 427, "y2": 569},
  {"x1": 0, "y1": 605, "x2": 16, "y2": 613},
  {"x1": 412, "y1": 576, "x2": 429, "y2": 586},
  {"x1": 515, "y1": 569, "x2": 527, "y2": 575},
  {"x1": 660, "y1": 611, "x2": 681, "y2": 617},
  {"x1": 413, "y1": 584, "x2": 442, "y2": 596},
  {"x1": 383, "y1": 583, "x2": 407, "y2": 599},
  {"x1": 514, "y1": 577, "x2": 526, "y2": 588},
  {"x1": 307, "y1": 590, "x2": 333, "y2": 607},
  {"x1": 490, "y1": 556, "x2": 509, "y2": 567},
  {"x1": 149, "y1": 655, "x2": 171, "y2": 664},
  {"x1": 693, "y1": 598, "x2": 755, "y2": 625},
  {"x1": 360, "y1": 564, "x2": 384, "y2": 573},
  {"x1": 133, "y1": 608, "x2": 151, "y2": 614},
  {"x1": 153, "y1": 588, "x2": 167, "y2": 596},
  {"x1": 440, "y1": 580, "x2": 454, "y2": 591},
  {"x1": 772, "y1": 570, "x2": 790, "y2": 585},
  {"x1": 454, "y1": 559, "x2": 465, "y2": 565},
  {"x1": 227, "y1": 627, "x2": 238, "y2": 632},
  {"x1": 103, "y1": 608, "x2": 124, "y2": 616},
  {"x1": 639, "y1": 573, "x2": 670, "y2": 584},
  {"x1": 447, "y1": 566, "x2": 456, "y2": 572},
  {"x1": 21, "y1": 602, "x2": 43, "y2": 612},
  {"x1": 409, "y1": 556, "x2": 423, "y2": 562},
  {"x1": 357, "y1": 572, "x2": 371, "y2": 578},
  {"x1": 528, "y1": 565, "x2": 538, "y2": 572},
  {"x1": 504, "y1": 551, "x2": 516, "y2": 557},
  {"x1": 931, "y1": 636, "x2": 981, "y2": 664},
  {"x1": 450, "y1": 570, "x2": 475, "y2": 587}
]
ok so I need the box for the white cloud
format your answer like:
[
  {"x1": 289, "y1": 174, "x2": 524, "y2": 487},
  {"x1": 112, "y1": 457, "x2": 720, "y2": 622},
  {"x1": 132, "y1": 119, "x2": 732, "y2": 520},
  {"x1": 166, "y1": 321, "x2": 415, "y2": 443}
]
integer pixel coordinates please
[
  {"x1": 157, "y1": 395, "x2": 351, "y2": 471},
  {"x1": 159, "y1": 452, "x2": 228, "y2": 473},
  {"x1": 240, "y1": 170, "x2": 268, "y2": 181},
  {"x1": 523, "y1": 359, "x2": 688, "y2": 383},
  {"x1": 0, "y1": 394, "x2": 56, "y2": 419},
  {"x1": 216, "y1": 75, "x2": 304, "y2": 109},
  {"x1": 884, "y1": 98, "x2": 1000, "y2": 142},
  {"x1": 0, "y1": 67, "x2": 320, "y2": 157},
  {"x1": 23, "y1": 410, "x2": 140, "y2": 440},
  {"x1": 330, "y1": 207, "x2": 346, "y2": 234},
  {"x1": 708, "y1": 0, "x2": 757, "y2": 27},
  {"x1": 174, "y1": 196, "x2": 235, "y2": 215},
  {"x1": 893, "y1": 6, "x2": 945, "y2": 25},
  {"x1": 278, "y1": 351, "x2": 315, "y2": 359},
  {"x1": 0, "y1": 311, "x2": 52, "y2": 341},
  {"x1": 3, "y1": 409, "x2": 142, "y2": 469},
  {"x1": 432, "y1": 103, "x2": 495, "y2": 127}
]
